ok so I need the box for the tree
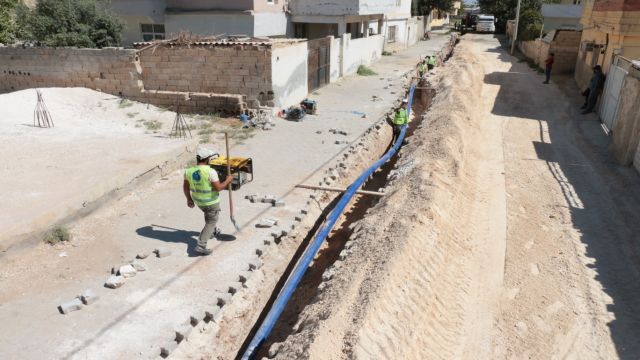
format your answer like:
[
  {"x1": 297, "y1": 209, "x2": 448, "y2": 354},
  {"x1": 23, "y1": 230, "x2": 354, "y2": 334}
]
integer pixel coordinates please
[
  {"x1": 0, "y1": 0, "x2": 20, "y2": 44},
  {"x1": 412, "y1": 0, "x2": 455, "y2": 17},
  {"x1": 19, "y1": 0, "x2": 124, "y2": 47},
  {"x1": 479, "y1": 0, "x2": 556, "y2": 35}
]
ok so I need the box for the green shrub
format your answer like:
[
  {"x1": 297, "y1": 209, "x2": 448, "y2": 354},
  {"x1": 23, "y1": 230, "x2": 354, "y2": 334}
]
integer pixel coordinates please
[
  {"x1": 357, "y1": 65, "x2": 378, "y2": 76},
  {"x1": 44, "y1": 226, "x2": 71, "y2": 244},
  {"x1": 143, "y1": 119, "x2": 162, "y2": 130}
]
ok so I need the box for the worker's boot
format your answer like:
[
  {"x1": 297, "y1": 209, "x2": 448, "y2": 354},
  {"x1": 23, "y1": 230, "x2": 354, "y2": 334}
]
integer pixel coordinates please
[{"x1": 195, "y1": 247, "x2": 213, "y2": 256}]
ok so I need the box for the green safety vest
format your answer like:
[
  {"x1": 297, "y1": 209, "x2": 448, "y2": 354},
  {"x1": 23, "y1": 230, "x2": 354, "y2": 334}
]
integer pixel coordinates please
[
  {"x1": 185, "y1": 165, "x2": 220, "y2": 207},
  {"x1": 427, "y1": 57, "x2": 436, "y2": 66},
  {"x1": 418, "y1": 63, "x2": 427, "y2": 73},
  {"x1": 393, "y1": 109, "x2": 409, "y2": 125}
]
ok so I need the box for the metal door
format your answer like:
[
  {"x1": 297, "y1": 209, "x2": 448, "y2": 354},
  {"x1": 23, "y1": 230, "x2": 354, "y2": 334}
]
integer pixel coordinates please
[
  {"x1": 599, "y1": 56, "x2": 629, "y2": 131},
  {"x1": 308, "y1": 37, "x2": 331, "y2": 92}
]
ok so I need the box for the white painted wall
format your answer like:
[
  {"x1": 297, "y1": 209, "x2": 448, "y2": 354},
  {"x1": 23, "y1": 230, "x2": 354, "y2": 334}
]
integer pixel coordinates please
[
  {"x1": 341, "y1": 34, "x2": 384, "y2": 76},
  {"x1": 291, "y1": 0, "x2": 410, "y2": 16},
  {"x1": 110, "y1": 0, "x2": 166, "y2": 45},
  {"x1": 330, "y1": 36, "x2": 342, "y2": 82},
  {"x1": 271, "y1": 42, "x2": 309, "y2": 107},
  {"x1": 254, "y1": 12, "x2": 289, "y2": 36},
  {"x1": 166, "y1": 13, "x2": 254, "y2": 37}
]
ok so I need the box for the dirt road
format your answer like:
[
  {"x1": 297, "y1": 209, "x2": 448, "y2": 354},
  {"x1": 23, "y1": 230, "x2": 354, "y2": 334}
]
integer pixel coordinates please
[{"x1": 270, "y1": 34, "x2": 640, "y2": 359}]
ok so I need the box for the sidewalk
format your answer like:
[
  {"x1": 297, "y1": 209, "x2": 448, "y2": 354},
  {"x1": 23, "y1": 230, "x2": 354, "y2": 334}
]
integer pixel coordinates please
[{"x1": 0, "y1": 35, "x2": 452, "y2": 360}]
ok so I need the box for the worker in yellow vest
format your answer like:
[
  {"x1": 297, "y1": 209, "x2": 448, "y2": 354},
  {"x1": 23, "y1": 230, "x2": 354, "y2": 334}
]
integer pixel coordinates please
[
  {"x1": 183, "y1": 148, "x2": 233, "y2": 256},
  {"x1": 427, "y1": 55, "x2": 437, "y2": 70},
  {"x1": 417, "y1": 59, "x2": 428, "y2": 78},
  {"x1": 390, "y1": 99, "x2": 409, "y2": 143}
]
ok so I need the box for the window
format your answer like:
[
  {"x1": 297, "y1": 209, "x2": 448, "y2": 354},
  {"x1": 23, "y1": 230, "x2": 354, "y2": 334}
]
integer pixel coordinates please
[
  {"x1": 388, "y1": 25, "x2": 397, "y2": 43},
  {"x1": 141, "y1": 24, "x2": 165, "y2": 42}
]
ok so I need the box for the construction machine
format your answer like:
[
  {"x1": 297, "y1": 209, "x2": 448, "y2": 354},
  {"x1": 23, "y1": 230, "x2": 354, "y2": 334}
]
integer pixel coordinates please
[{"x1": 209, "y1": 155, "x2": 254, "y2": 191}]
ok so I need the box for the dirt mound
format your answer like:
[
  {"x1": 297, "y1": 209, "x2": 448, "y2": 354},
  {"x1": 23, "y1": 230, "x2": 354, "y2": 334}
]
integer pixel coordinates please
[{"x1": 270, "y1": 43, "x2": 488, "y2": 359}]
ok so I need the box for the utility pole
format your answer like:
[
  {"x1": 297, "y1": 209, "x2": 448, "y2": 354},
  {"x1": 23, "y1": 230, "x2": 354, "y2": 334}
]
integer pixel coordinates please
[{"x1": 510, "y1": 0, "x2": 522, "y2": 55}]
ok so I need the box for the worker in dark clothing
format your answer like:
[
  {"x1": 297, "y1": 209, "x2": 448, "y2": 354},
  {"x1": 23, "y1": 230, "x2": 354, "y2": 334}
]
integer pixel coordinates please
[
  {"x1": 581, "y1": 65, "x2": 605, "y2": 114},
  {"x1": 543, "y1": 52, "x2": 554, "y2": 84}
]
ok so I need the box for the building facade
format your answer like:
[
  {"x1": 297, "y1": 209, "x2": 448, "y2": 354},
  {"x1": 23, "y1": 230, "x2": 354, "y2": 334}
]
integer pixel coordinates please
[
  {"x1": 290, "y1": 0, "x2": 414, "y2": 49},
  {"x1": 574, "y1": 0, "x2": 640, "y2": 89},
  {"x1": 110, "y1": 0, "x2": 289, "y2": 46}
]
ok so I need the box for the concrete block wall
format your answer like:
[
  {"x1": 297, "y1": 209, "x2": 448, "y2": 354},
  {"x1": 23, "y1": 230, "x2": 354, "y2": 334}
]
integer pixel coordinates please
[
  {"x1": 138, "y1": 44, "x2": 273, "y2": 104},
  {"x1": 0, "y1": 47, "x2": 141, "y2": 97},
  {"x1": 611, "y1": 66, "x2": 640, "y2": 166}
]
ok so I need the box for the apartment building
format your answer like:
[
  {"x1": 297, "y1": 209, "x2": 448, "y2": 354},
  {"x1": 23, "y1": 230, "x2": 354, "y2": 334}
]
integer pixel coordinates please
[{"x1": 110, "y1": 0, "x2": 289, "y2": 46}]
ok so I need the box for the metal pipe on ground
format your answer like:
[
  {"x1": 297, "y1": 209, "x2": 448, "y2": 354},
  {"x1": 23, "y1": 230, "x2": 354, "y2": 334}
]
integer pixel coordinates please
[{"x1": 295, "y1": 184, "x2": 385, "y2": 197}]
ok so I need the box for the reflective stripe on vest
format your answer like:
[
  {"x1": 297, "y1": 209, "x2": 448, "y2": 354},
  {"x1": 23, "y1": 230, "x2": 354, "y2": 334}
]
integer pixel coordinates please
[
  {"x1": 393, "y1": 109, "x2": 408, "y2": 125},
  {"x1": 185, "y1": 165, "x2": 220, "y2": 207}
]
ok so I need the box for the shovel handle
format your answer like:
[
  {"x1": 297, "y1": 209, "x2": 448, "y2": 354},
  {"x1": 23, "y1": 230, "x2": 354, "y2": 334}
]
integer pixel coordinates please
[{"x1": 225, "y1": 133, "x2": 234, "y2": 215}]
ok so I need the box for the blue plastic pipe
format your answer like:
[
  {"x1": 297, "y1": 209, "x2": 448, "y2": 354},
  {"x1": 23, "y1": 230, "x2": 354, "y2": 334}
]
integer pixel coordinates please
[{"x1": 241, "y1": 83, "x2": 417, "y2": 360}]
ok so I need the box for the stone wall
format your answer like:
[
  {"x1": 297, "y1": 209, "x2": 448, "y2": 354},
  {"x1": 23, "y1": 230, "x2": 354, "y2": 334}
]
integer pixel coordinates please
[
  {"x1": 518, "y1": 30, "x2": 581, "y2": 74},
  {"x1": 0, "y1": 47, "x2": 141, "y2": 97},
  {"x1": 0, "y1": 41, "x2": 308, "y2": 113}
]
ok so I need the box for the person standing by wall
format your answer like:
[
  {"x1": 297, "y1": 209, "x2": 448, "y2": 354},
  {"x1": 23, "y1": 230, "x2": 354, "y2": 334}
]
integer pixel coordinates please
[
  {"x1": 543, "y1": 52, "x2": 554, "y2": 84},
  {"x1": 581, "y1": 65, "x2": 605, "y2": 114}
]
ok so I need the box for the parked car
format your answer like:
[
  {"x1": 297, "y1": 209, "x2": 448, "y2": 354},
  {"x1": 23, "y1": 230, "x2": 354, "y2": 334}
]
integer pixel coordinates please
[{"x1": 476, "y1": 15, "x2": 496, "y2": 33}]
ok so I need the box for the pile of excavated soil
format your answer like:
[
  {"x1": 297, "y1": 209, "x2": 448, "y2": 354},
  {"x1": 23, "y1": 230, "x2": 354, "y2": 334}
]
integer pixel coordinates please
[{"x1": 270, "y1": 43, "x2": 492, "y2": 359}]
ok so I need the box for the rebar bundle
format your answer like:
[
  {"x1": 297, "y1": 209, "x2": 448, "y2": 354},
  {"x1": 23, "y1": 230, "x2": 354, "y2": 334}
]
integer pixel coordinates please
[
  {"x1": 34, "y1": 90, "x2": 54, "y2": 128},
  {"x1": 170, "y1": 105, "x2": 192, "y2": 139}
]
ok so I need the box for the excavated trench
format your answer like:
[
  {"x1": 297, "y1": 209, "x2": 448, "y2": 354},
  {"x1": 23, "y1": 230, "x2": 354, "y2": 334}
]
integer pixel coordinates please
[{"x1": 236, "y1": 84, "x2": 436, "y2": 359}]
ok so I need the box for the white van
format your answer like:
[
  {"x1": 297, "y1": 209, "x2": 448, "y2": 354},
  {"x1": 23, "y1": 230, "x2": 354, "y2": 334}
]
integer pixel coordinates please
[{"x1": 476, "y1": 15, "x2": 496, "y2": 33}]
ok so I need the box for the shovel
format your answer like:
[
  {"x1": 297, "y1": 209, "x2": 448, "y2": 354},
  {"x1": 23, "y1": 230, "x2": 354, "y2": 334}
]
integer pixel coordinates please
[{"x1": 225, "y1": 132, "x2": 241, "y2": 231}]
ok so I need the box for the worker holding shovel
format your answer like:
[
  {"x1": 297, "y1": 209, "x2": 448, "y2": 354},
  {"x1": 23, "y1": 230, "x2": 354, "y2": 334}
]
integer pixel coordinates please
[{"x1": 183, "y1": 147, "x2": 233, "y2": 256}]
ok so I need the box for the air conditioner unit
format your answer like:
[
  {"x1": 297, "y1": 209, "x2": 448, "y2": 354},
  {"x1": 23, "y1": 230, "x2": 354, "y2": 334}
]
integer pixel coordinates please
[{"x1": 581, "y1": 41, "x2": 595, "y2": 52}]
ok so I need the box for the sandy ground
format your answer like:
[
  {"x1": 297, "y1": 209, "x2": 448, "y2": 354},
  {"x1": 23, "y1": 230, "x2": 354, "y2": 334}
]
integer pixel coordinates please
[
  {"x1": 0, "y1": 36, "x2": 453, "y2": 360},
  {"x1": 0, "y1": 88, "x2": 196, "y2": 252},
  {"x1": 270, "y1": 35, "x2": 640, "y2": 359}
]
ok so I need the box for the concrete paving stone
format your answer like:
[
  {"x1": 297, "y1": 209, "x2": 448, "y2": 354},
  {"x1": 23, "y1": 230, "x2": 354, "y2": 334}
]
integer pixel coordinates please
[
  {"x1": 118, "y1": 264, "x2": 137, "y2": 278},
  {"x1": 104, "y1": 274, "x2": 125, "y2": 289},
  {"x1": 160, "y1": 340, "x2": 179, "y2": 358},
  {"x1": 204, "y1": 305, "x2": 221, "y2": 322},
  {"x1": 190, "y1": 309, "x2": 206, "y2": 326},
  {"x1": 248, "y1": 259, "x2": 263, "y2": 271},
  {"x1": 154, "y1": 248, "x2": 172, "y2": 258},
  {"x1": 238, "y1": 271, "x2": 252, "y2": 284},
  {"x1": 273, "y1": 199, "x2": 285, "y2": 207},
  {"x1": 136, "y1": 252, "x2": 150, "y2": 259},
  {"x1": 259, "y1": 195, "x2": 276, "y2": 203},
  {"x1": 294, "y1": 215, "x2": 303, "y2": 222},
  {"x1": 300, "y1": 208, "x2": 309, "y2": 214},
  {"x1": 130, "y1": 259, "x2": 147, "y2": 271},
  {"x1": 78, "y1": 289, "x2": 98, "y2": 305},
  {"x1": 174, "y1": 322, "x2": 193, "y2": 343},
  {"x1": 58, "y1": 298, "x2": 83, "y2": 314},
  {"x1": 263, "y1": 238, "x2": 272, "y2": 246},
  {"x1": 255, "y1": 248, "x2": 264, "y2": 257},
  {"x1": 257, "y1": 218, "x2": 278, "y2": 228},
  {"x1": 217, "y1": 293, "x2": 233, "y2": 307}
]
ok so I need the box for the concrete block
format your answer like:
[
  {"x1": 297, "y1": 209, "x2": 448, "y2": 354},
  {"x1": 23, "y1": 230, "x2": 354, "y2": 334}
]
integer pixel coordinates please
[
  {"x1": 136, "y1": 252, "x2": 150, "y2": 259},
  {"x1": 217, "y1": 293, "x2": 233, "y2": 307},
  {"x1": 257, "y1": 218, "x2": 279, "y2": 228},
  {"x1": 248, "y1": 259, "x2": 263, "y2": 272},
  {"x1": 204, "y1": 305, "x2": 221, "y2": 322},
  {"x1": 238, "y1": 271, "x2": 252, "y2": 284},
  {"x1": 259, "y1": 195, "x2": 277, "y2": 204},
  {"x1": 263, "y1": 238, "x2": 272, "y2": 246},
  {"x1": 155, "y1": 248, "x2": 172, "y2": 258},
  {"x1": 131, "y1": 259, "x2": 147, "y2": 271},
  {"x1": 175, "y1": 322, "x2": 193, "y2": 343},
  {"x1": 105, "y1": 275, "x2": 125, "y2": 289},
  {"x1": 295, "y1": 215, "x2": 304, "y2": 222},
  {"x1": 118, "y1": 264, "x2": 137, "y2": 278},
  {"x1": 160, "y1": 340, "x2": 179, "y2": 358},
  {"x1": 256, "y1": 248, "x2": 264, "y2": 257},
  {"x1": 79, "y1": 289, "x2": 98, "y2": 305},
  {"x1": 273, "y1": 200, "x2": 285, "y2": 207},
  {"x1": 58, "y1": 298, "x2": 83, "y2": 314},
  {"x1": 190, "y1": 309, "x2": 206, "y2": 326}
]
